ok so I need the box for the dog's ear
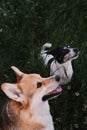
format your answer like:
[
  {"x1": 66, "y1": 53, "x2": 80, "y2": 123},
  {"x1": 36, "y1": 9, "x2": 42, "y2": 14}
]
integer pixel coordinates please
[
  {"x1": 1, "y1": 83, "x2": 27, "y2": 105},
  {"x1": 11, "y1": 66, "x2": 23, "y2": 82}
]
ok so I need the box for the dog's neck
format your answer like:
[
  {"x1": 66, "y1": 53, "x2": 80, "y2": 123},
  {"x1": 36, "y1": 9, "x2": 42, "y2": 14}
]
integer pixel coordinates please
[
  {"x1": 62, "y1": 60, "x2": 73, "y2": 77},
  {"x1": 1, "y1": 101, "x2": 20, "y2": 130},
  {"x1": 50, "y1": 60, "x2": 73, "y2": 84},
  {"x1": 23, "y1": 98, "x2": 54, "y2": 130},
  {"x1": 2, "y1": 100, "x2": 54, "y2": 130},
  {"x1": 30, "y1": 99, "x2": 51, "y2": 120}
]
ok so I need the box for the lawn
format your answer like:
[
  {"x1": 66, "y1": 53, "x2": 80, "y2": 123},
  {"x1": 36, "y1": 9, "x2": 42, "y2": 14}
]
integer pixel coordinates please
[{"x1": 0, "y1": 0, "x2": 87, "y2": 129}]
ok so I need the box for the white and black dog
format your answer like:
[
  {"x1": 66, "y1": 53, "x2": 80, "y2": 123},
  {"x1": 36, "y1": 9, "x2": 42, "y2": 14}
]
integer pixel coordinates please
[{"x1": 41, "y1": 43, "x2": 79, "y2": 85}]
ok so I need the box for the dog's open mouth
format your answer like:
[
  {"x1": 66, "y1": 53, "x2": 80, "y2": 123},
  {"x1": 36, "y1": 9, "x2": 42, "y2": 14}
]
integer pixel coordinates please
[
  {"x1": 42, "y1": 86, "x2": 62, "y2": 101},
  {"x1": 64, "y1": 51, "x2": 79, "y2": 62},
  {"x1": 72, "y1": 51, "x2": 79, "y2": 58}
]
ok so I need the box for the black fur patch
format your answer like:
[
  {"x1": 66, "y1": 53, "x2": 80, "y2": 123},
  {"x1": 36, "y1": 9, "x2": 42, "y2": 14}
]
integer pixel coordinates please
[{"x1": 47, "y1": 46, "x2": 70, "y2": 64}]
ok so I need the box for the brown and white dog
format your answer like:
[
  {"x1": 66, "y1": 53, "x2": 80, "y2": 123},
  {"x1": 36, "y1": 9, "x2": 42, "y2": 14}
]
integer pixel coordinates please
[{"x1": 0, "y1": 66, "x2": 62, "y2": 130}]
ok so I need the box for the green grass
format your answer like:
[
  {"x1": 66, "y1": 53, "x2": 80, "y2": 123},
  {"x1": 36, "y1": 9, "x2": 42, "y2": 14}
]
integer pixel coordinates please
[{"x1": 0, "y1": 0, "x2": 87, "y2": 130}]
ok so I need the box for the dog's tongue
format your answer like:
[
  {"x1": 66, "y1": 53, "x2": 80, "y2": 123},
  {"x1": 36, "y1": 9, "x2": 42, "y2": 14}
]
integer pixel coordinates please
[
  {"x1": 49, "y1": 86, "x2": 62, "y2": 95},
  {"x1": 42, "y1": 86, "x2": 62, "y2": 101}
]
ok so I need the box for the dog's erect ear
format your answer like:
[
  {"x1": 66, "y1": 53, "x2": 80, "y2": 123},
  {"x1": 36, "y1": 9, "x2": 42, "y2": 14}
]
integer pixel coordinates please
[
  {"x1": 11, "y1": 66, "x2": 23, "y2": 82},
  {"x1": 1, "y1": 83, "x2": 27, "y2": 104}
]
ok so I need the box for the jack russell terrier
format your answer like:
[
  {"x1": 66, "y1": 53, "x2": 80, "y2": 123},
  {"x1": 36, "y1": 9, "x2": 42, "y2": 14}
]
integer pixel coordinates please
[{"x1": 41, "y1": 43, "x2": 79, "y2": 85}]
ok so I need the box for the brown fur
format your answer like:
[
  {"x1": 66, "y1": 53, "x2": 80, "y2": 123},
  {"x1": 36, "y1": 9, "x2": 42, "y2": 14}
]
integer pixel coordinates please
[{"x1": 0, "y1": 66, "x2": 60, "y2": 130}]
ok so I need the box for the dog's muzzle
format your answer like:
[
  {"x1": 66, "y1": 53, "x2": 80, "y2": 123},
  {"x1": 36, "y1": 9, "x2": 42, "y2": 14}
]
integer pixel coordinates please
[{"x1": 42, "y1": 75, "x2": 62, "y2": 101}]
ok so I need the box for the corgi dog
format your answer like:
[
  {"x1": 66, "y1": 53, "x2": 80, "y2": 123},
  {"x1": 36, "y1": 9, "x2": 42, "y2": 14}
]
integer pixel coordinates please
[
  {"x1": 41, "y1": 43, "x2": 79, "y2": 85},
  {"x1": 0, "y1": 66, "x2": 62, "y2": 130}
]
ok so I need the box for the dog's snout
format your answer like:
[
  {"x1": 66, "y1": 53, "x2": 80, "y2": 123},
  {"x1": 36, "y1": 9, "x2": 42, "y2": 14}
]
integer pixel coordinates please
[
  {"x1": 74, "y1": 48, "x2": 79, "y2": 53},
  {"x1": 55, "y1": 75, "x2": 60, "y2": 82}
]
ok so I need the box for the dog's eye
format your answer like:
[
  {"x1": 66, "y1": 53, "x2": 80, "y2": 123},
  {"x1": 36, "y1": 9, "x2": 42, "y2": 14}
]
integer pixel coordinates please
[
  {"x1": 67, "y1": 45, "x2": 70, "y2": 48},
  {"x1": 37, "y1": 82, "x2": 42, "y2": 88},
  {"x1": 64, "y1": 47, "x2": 67, "y2": 49}
]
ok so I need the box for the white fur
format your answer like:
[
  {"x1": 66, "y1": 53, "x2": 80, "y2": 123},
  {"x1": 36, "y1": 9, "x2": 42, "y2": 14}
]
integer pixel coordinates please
[
  {"x1": 50, "y1": 60, "x2": 73, "y2": 84},
  {"x1": 41, "y1": 43, "x2": 53, "y2": 65},
  {"x1": 2, "y1": 67, "x2": 61, "y2": 130},
  {"x1": 41, "y1": 43, "x2": 78, "y2": 85},
  {"x1": 30, "y1": 100, "x2": 54, "y2": 130}
]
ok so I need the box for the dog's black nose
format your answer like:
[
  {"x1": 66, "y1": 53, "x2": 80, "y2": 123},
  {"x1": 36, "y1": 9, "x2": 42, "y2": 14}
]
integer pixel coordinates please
[
  {"x1": 74, "y1": 48, "x2": 79, "y2": 53},
  {"x1": 55, "y1": 75, "x2": 60, "y2": 82}
]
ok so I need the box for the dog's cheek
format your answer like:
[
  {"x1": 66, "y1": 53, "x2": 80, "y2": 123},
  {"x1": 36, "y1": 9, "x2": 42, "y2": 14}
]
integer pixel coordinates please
[
  {"x1": 63, "y1": 54, "x2": 69, "y2": 62},
  {"x1": 22, "y1": 96, "x2": 30, "y2": 109},
  {"x1": 63, "y1": 57, "x2": 67, "y2": 62}
]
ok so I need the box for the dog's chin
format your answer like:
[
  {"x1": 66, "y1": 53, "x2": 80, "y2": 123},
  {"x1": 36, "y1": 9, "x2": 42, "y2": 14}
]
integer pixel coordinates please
[
  {"x1": 65, "y1": 53, "x2": 79, "y2": 61},
  {"x1": 42, "y1": 86, "x2": 62, "y2": 101},
  {"x1": 71, "y1": 53, "x2": 79, "y2": 60}
]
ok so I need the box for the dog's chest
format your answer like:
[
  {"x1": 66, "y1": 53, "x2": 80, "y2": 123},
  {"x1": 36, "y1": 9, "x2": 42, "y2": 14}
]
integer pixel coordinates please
[
  {"x1": 40, "y1": 112, "x2": 54, "y2": 130},
  {"x1": 31, "y1": 102, "x2": 54, "y2": 130},
  {"x1": 63, "y1": 61, "x2": 73, "y2": 79}
]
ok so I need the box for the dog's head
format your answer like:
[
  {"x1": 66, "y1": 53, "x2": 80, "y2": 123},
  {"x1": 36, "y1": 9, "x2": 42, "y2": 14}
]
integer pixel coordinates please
[
  {"x1": 48, "y1": 45, "x2": 79, "y2": 64},
  {"x1": 1, "y1": 66, "x2": 62, "y2": 106}
]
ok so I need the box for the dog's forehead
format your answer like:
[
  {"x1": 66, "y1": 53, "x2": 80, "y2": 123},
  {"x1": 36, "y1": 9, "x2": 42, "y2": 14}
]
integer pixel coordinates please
[
  {"x1": 58, "y1": 45, "x2": 70, "y2": 52},
  {"x1": 63, "y1": 45, "x2": 71, "y2": 49},
  {"x1": 18, "y1": 74, "x2": 43, "y2": 94},
  {"x1": 21, "y1": 74, "x2": 42, "y2": 82}
]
